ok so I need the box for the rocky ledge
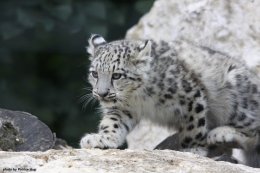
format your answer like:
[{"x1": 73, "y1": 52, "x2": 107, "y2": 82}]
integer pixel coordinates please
[{"x1": 1, "y1": 149, "x2": 260, "y2": 173}]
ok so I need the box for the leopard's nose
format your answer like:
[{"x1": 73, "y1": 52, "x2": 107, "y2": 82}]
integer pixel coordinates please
[{"x1": 97, "y1": 91, "x2": 109, "y2": 98}]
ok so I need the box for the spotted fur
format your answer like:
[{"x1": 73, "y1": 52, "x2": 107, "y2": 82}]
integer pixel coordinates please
[{"x1": 80, "y1": 35, "x2": 260, "y2": 162}]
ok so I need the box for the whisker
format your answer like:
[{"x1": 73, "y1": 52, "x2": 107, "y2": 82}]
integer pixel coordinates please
[
  {"x1": 79, "y1": 92, "x2": 98, "y2": 110},
  {"x1": 82, "y1": 87, "x2": 93, "y2": 92},
  {"x1": 95, "y1": 106, "x2": 103, "y2": 115}
]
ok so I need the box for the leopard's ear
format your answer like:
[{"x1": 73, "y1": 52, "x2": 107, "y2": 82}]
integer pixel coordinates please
[
  {"x1": 86, "y1": 34, "x2": 107, "y2": 56},
  {"x1": 137, "y1": 40, "x2": 152, "y2": 57},
  {"x1": 132, "y1": 40, "x2": 152, "y2": 69}
]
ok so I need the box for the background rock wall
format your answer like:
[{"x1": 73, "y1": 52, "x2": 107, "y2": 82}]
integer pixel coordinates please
[{"x1": 126, "y1": 0, "x2": 260, "y2": 150}]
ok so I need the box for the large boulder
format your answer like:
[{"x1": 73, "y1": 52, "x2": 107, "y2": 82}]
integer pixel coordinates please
[
  {"x1": 126, "y1": 0, "x2": 260, "y2": 69},
  {"x1": 0, "y1": 108, "x2": 55, "y2": 151},
  {"x1": 1, "y1": 149, "x2": 260, "y2": 173},
  {"x1": 0, "y1": 108, "x2": 70, "y2": 151}
]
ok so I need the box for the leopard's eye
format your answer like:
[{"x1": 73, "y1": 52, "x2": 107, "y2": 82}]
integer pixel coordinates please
[
  {"x1": 112, "y1": 73, "x2": 122, "y2": 80},
  {"x1": 91, "y1": 71, "x2": 98, "y2": 78}
]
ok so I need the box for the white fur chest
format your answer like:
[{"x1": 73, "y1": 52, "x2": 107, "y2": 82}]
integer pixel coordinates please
[{"x1": 128, "y1": 90, "x2": 183, "y2": 130}]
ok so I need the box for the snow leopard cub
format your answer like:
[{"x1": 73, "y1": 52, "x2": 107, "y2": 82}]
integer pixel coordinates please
[{"x1": 80, "y1": 34, "x2": 260, "y2": 160}]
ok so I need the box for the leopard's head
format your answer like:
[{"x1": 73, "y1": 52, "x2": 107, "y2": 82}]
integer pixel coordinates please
[{"x1": 86, "y1": 34, "x2": 152, "y2": 104}]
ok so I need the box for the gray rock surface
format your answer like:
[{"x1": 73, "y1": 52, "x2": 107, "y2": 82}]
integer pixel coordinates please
[
  {"x1": 0, "y1": 108, "x2": 55, "y2": 151},
  {"x1": 126, "y1": 0, "x2": 260, "y2": 69},
  {"x1": 1, "y1": 149, "x2": 260, "y2": 173}
]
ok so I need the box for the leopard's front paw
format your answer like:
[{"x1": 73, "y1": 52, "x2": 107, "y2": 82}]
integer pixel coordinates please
[
  {"x1": 207, "y1": 127, "x2": 236, "y2": 145},
  {"x1": 80, "y1": 133, "x2": 118, "y2": 149},
  {"x1": 80, "y1": 133, "x2": 103, "y2": 149},
  {"x1": 207, "y1": 126, "x2": 257, "y2": 150}
]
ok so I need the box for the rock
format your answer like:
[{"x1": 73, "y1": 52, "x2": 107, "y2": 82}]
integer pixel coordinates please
[
  {"x1": 0, "y1": 108, "x2": 55, "y2": 151},
  {"x1": 1, "y1": 149, "x2": 260, "y2": 173},
  {"x1": 0, "y1": 121, "x2": 23, "y2": 151},
  {"x1": 126, "y1": 0, "x2": 260, "y2": 150},
  {"x1": 155, "y1": 133, "x2": 180, "y2": 151},
  {"x1": 52, "y1": 137, "x2": 72, "y2": 150},
  {"x1": 127, "y1": 120, "x2": 173, "y2": 150},
  {"x1": 126, "y1": 0, "x2": 260, "y2": 69}
]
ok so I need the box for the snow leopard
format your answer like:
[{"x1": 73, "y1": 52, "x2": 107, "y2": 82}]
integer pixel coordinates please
[{"x1": 80, "y1": 34, "x2": 260, "y2": 167}]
